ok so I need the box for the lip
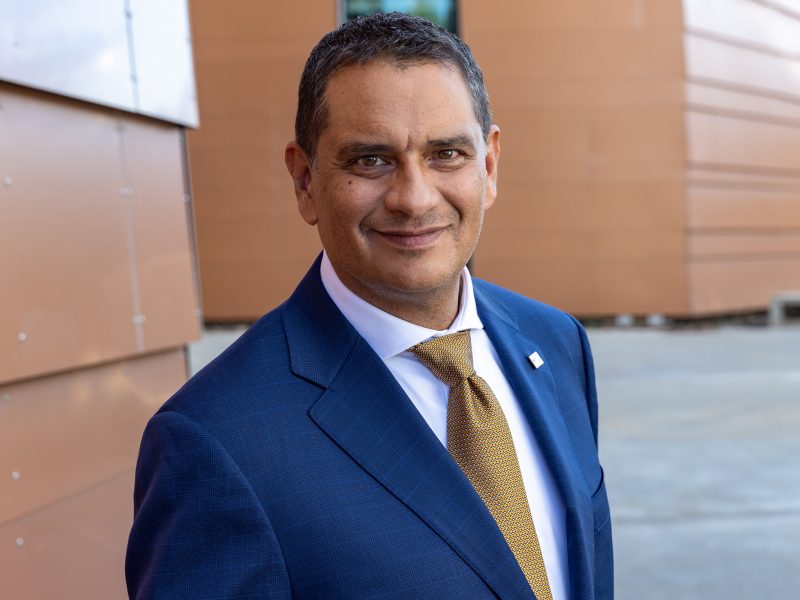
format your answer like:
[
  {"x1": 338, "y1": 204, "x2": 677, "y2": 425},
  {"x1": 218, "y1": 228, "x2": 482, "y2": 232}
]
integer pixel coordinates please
[{"x1": 374, "y1": 226, "x2": 446, "y2": 249}]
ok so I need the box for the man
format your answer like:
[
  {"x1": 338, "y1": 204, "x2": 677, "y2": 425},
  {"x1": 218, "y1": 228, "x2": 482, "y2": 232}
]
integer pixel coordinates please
[{"x1": 126, "y1": 13, "x2": 612, "y2": 600}]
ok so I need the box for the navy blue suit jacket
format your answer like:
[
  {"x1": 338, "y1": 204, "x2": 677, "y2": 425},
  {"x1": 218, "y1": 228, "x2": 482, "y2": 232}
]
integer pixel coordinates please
[{"x1": 126, "y1": 258, "x2": 612, "y2": 599}]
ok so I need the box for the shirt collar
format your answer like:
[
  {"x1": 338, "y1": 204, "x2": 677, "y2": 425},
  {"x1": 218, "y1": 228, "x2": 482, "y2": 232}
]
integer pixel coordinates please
[{"x1": 320, "y1": 251, "x2": 484, "y2": 360}]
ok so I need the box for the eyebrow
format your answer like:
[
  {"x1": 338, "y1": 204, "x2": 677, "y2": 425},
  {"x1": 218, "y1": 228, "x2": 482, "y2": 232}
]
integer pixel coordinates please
[
  {"x1": 335, "y1": 142, "x2": 395, "y2": 160},
  {"x1": 336, "y1": 135, "x2": 478, "y2": 160}
]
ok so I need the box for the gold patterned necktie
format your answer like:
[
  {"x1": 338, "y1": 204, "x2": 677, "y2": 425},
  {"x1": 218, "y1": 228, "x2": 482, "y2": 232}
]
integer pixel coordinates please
[{"x1": 409, "y1": 330, "x2": 553, "y2": 600}]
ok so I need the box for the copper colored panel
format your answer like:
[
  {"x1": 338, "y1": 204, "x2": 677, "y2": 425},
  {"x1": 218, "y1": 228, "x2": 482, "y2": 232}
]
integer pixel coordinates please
[
  {"x1": 462, "y1": 0, "x2": 688, "y2": 316},
  {"x1": 685, "y1": 34, "x2": 800, "y2": 102},
  {"x1": 0, "y1": 85, "x2": 137, "y2": 383},
  {"x1": 188, "y1": 0, "x2": 336, "y2": 320},
  {"x1": 472, "y1": 251, "x2": 689, "y2": 317},
  {"x1": 683, "y1": 0, "x2": 800, "y2": 56},
  {"x1": 688, "y1": 258, "x2": 800, "y2": 313},
  {"x1": 687, "y1": 110, "x2": 800, "y2": 173},
  {"x1": 470, "y1": 30, "x2": 684, "y2": 83},
  {"x1": 687, "y1": 167, "x2": 800, "y2": 190},
  {"x1": 686, "y1": 81, "x2": 800, "y2": 124},
  {"x1": 687, "y1": 185, "x2": 800, "y2": 229},
  {"x1": 461, "y1": 0, "x2": 683, "y2": 32},
  {"x1": 0, "y1": 0, "x2": 134, "y2": 112},
  {"x1": 482, "y1": 181, "x2": 686, "y2": 232},
  {"x1": 488, "y1": 79, "x2": 684, "y2": 110},
  {"x1": 0, "y1": 472, "x2": 132, "y2": 600},
  {"x1": 122, "y1": 119, "x2": 201, "y2": 350},
  {"x1": 688, "y1": 233, "x2": 800, "y2": 258},
  {"x1": 0, "y1": 349, "x2": 186, "y2": 525}
]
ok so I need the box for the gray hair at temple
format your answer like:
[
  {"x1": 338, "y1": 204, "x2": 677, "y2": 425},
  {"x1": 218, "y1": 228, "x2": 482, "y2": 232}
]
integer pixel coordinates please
[{"x1": 294, "y1": 12, "x2": 492, "y2": 163}]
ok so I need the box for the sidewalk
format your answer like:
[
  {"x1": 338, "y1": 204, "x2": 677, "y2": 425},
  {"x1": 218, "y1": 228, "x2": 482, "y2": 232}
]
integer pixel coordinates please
[
  {"x1": 188, "y1": 325, "x2": 800, "y2": 598},
  {"x1": 589, "y1": 326, "x2": 800, "y2": 600}
]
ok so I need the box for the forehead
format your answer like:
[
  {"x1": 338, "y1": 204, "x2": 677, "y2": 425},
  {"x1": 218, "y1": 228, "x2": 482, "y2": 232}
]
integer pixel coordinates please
[{"x1": 320, "y1": 60, "x2": 481, "y2": 146}]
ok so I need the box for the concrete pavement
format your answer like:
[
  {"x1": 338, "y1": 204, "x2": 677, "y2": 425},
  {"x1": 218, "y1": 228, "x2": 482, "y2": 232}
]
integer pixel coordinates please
[{"x1": 589, "y1": 327, "x2": 800, "y2": 600}]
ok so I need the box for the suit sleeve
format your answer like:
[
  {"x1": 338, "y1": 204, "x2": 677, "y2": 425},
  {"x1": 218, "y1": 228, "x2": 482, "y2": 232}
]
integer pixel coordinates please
[
  {"x1": 570, "y1": 316, "x2": 599, "y2": 447},
  {"x1": 125, "y1": 410, "x2": 291, "y2": 599}
]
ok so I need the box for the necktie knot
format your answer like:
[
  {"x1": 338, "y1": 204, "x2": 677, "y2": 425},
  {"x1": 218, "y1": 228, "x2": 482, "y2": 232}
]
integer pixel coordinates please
[{"x1": 408, "y1": 330, "x2": 475, "y2": 386}]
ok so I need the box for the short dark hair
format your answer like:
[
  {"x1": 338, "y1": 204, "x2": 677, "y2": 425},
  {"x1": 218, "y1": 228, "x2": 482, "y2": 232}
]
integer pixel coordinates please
[{"x1": 295, "y1": 12, "x2": 491, "y2": 162}]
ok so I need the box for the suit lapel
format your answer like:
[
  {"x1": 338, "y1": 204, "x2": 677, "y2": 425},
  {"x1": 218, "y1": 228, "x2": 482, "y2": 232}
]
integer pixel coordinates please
[
  {"x1": 474, "y1": 284, "x2": 595, "y2": 599},
  {"x1": 283, "y1": 259, "x2": 533, "y2": 600}
]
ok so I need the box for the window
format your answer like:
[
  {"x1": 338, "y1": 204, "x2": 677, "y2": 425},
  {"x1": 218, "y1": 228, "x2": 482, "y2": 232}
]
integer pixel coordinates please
[{"x1": 344, "y1": 0, "x2": 458, "y2": 34}]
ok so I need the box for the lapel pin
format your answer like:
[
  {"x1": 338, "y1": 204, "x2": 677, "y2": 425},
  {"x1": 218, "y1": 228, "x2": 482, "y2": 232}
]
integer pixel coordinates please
[{"x1": 527, "y1": 351, "x2": 544, "y2": 369}]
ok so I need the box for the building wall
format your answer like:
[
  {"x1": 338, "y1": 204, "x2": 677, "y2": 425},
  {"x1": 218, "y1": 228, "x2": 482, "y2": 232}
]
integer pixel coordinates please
[
  {"x1": 0, "y1": 2, "x2": 200, "y2": 597},
  {"x1": 187, "y1": 0, "x2": 800, "y2": 319},
  {"x1": 683, "y1": 0, "x2": 800, "y2": 313},
  {"x1": 188, "y1": 0, "x2": 336, "y2": 320},
  {"x1": 463, "y1": 0, "x2": 690, "y2": 316}
]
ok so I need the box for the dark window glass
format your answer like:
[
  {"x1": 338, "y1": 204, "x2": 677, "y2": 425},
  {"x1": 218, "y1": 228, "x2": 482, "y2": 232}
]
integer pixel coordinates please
[{"x1": 345, "y1": 0, "x2": 458, "y2": 34}]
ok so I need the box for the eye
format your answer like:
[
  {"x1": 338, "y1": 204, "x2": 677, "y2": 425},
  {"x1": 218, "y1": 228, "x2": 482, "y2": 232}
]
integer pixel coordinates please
[
  {"x1": 434, "y1": 149, "x2": 460, "y2": 160},
  {"x1": 357, "y1": 155, "x2": 387, "y2": 167}
]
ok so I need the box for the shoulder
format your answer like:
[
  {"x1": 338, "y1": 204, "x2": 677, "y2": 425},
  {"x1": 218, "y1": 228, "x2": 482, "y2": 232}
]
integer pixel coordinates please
[
  {"x1": 158, "y1": 301, "x2": 301, "y2": 425},
  {"x1": 472, "y1": 277, "x2": 582, "y2": 334}
]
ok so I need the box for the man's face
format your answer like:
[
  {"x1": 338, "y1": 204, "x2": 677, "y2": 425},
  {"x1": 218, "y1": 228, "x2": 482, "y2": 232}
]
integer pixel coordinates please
[{"x1": 286, "y1": 60, "x2": 500, "y2": 326}]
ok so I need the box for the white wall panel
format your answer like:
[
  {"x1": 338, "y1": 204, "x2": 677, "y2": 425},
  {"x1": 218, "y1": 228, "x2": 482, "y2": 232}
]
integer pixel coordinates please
[
  {"x1": 0, "y1": 0, "x2": 198, "y2": 126},
  {"x1": 129, "y1": 0, "x2": 198, "y2": 125},
  {"x1": 0, "y1": 0, "x2": 133, "y2": 110}
]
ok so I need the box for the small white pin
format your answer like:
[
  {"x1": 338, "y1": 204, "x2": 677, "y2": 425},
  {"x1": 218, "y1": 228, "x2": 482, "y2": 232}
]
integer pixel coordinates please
[{"x1": 528, "y1": 351, "x2": 544, "y2": 369}]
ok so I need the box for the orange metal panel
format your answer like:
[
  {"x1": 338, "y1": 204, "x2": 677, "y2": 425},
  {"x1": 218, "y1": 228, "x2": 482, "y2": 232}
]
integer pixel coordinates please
[
  {"x1": 0, "y1": 349, "x2": 186, "y2": 525},
  {"x1": 688, "y1": 258, "x2": 800, "y2": 313},
  {"x1": 0, "y1": 472, "x2": 132, "y2": 600},
  {"x1": 0, "y1": 84, "x2": 198, "y2": 383},
  {"x1": 687, "y1": 110, "x2": 800, "y2": 173},
  {"x1": 686, "y1": 82, "x2": 800, "y2": 123},
  {"x1": 188, "y1": 0, "x2": 336, "y2": 320},
  {"x1": 472, "y1": 252, "x2": 689, "y2": 316},
  {"x1": 687, "y1": 185, "x2": 800, "y2": 229},
  {"x1": 0, "y1": 85, "x2": 137, "y2": 383},
  {"x1": 461, "y1": 0, "x2": 683, "y2": 31},
  {"x1": 471, "y1": 30, "x2": 684, "y2": 83},
  {"x1": 688, "y1": 232, "x2": 800, "y2": 257},
  {"x1": 687, "y1": 167, "x2": 800, "y2": 190},
  {"x1": 462, "y1": 0, "x2": 688, "y2": 315},
  {"x1": 122, "y1": 119, "x2": 201, "y2": 350}
]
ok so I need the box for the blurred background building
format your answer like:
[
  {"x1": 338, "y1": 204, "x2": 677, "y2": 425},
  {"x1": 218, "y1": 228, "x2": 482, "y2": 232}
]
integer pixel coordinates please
[
  {"x1": 1, "y1": 0, "x2": 799, "y2": 598},
  {"x1": 190, "y1": 0, "x2": 800, "y2": 321}
]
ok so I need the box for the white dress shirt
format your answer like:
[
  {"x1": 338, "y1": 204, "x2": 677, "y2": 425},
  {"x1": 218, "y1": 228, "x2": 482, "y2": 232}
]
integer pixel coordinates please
[{"x1": 320, "y1": 252, "x2": 569, "y2": 600}]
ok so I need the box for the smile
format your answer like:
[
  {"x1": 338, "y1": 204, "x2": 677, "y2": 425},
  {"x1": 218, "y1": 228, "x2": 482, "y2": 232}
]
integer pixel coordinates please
[{"x1": 374, "y1": 227, "x2": 447, "y2": 249}]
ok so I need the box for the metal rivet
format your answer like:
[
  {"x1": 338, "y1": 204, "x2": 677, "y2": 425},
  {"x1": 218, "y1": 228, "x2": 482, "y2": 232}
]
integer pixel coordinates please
[
  {"x1": 183, "y1": 193, "x2": 191, "y2": 203},
  {"x1": 16, "y1": 538, "x2": 24, "y2": 547},
  {"x1": 3, "y1": 176, "x2": 11, "y2": 187},
  {"x1": 18, "y1": 332, "x2": 27, "y2": 343},
  {"x1": 132, "y1": 315, "x2": 146, "y2": 325},
  {"x1": 11, "y1": 471, "x2": 20, "y2": 481}
]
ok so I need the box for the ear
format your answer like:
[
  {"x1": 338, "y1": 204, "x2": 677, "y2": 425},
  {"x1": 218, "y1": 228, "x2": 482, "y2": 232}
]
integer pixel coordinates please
[
  {"x1": 484, "y1": 125, "x2": 501, "y2": 210},
  {"x1": 284, "y1": 141, "x2": 318, "y2": 225}
]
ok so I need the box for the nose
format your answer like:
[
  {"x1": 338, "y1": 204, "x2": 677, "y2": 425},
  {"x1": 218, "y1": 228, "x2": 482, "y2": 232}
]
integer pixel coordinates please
[{"x1": 383, "y1": 159, "x2": 439, "y2": 216}]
